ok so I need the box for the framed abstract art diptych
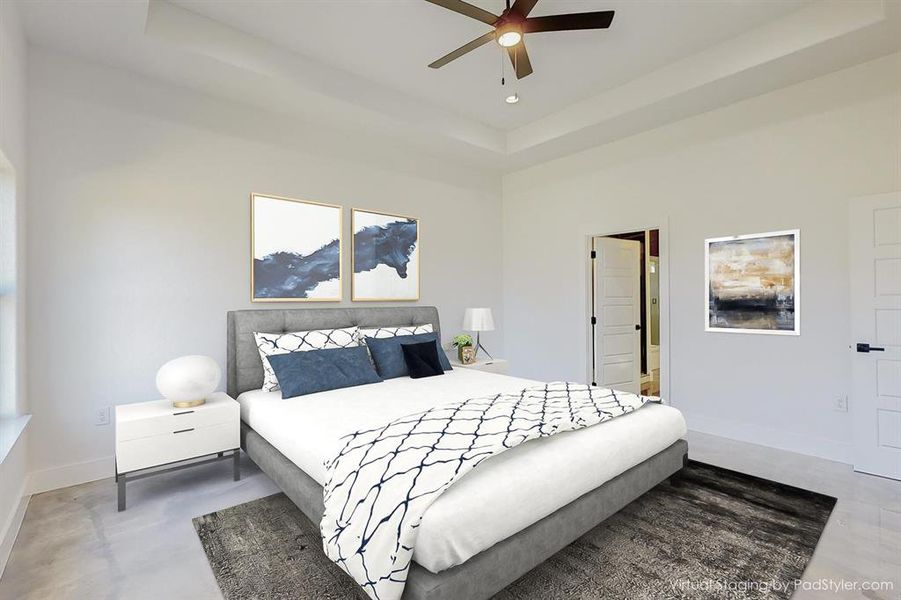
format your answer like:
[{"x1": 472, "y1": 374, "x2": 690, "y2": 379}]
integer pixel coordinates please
[{"x1": 250, "y1": 194, "x2": 419, "y2": 302}]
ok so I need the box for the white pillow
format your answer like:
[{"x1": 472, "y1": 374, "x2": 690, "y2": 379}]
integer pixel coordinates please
[
  {"x1": 356, "y1": 324, "x2": 434, "y2": 346},
  {"x1": 254, "y1": 327, "x2": 359, "y2": 392}
]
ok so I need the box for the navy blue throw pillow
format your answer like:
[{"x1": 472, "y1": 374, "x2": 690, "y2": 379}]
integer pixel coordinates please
[
  {"x1": 267, "y1": 346, "x2": 382, "y2": 399},
  {"x1": 401, "y1": 341, "x2": 445, "y2": 379},
  {"x1": 365, "y1": 332, "x2": 452, "y2": 379}
]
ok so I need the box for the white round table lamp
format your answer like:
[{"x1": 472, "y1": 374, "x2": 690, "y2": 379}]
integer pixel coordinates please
[{"x1": 156, "y1": 355, "x2": 221, "y2": 408}]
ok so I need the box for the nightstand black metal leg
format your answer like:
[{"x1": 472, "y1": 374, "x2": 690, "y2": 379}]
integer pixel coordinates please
[
  {"x1": 233, "y1": 450, "x2": 240, "y2": 481},
  {"x1": 118, "y1": 474, "x2": 126, "y2": 512}
]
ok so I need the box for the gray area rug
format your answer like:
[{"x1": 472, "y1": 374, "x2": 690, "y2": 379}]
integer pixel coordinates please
[{"x1": 193, "y1": 461, "x2": 835, "y2": 600}]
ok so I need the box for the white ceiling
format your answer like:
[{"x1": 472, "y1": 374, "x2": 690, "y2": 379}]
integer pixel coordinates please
[
  {"x1": 168, "y1": 0, "x2": 812, "y2": 130},
  {"x1": 17, "y1": 0, "x2": 901, "y2": 172}
]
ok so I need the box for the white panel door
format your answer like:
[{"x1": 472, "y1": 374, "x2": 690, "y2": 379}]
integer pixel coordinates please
[
  {"x1": 850, "y1": 192, "x2": 901, "y2": 480},
  {"x1": 593, "y1": 238, "x2": 641, "y2": 394}
]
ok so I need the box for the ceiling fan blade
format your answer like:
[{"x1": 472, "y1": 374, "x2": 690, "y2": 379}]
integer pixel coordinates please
[
  {"x1": 424, "y1": 0, "x2": 499, "y2": 25},
  {"x1": 429, "y1": 31, "x2": 496, "y2": 69},
  {"x1": 506, "y1": 41, "x2": 533, "y2": 79},
  {"x1": 509, "y1": 0, "x2": 540, "y2": 18},
  {"x1": 523, "y1": 11, "x2": 615, "y2": 33}
]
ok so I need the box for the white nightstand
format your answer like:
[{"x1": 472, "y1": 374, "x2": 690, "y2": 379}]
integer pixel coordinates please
[
  {"x1": 450, "y1": 358, "x2": 508, "y2": 375},
  {"x1": 115, "y1": 392, "x2": 240, "y2": 511}
]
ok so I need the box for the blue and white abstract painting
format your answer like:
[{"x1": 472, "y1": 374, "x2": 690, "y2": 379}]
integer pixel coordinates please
[
  {"x1": 252, "y1": 194, "x2": 342, "y2": 301},
  {"x1": 352, "y1": 209, "x2": 419, "y2": 301}
]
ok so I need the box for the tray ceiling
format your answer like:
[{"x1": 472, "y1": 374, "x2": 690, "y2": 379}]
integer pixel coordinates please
[{"x1": 18, "y1": 0, "x2": 901, "y2": 172}]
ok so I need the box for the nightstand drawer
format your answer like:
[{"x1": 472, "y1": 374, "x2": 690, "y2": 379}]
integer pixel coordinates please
[
  {"x1": 116, "y1": 401, "x2": 237, "y2": 442},
  {"x1": 116, "y1": 421, "x2": 239, "y2": 473}
]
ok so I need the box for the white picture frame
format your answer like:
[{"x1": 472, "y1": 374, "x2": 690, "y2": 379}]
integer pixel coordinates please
[{"x1": 705, "y1": 229, "x2": 800, "y2": 335}]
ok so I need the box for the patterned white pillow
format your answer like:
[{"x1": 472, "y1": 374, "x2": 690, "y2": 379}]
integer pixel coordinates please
[
  {"x1": 254, "y1": 327, "x2": 359, "y2": 392},
  {"x1": 356, "y1": 324, "x2": 434, "y2": 346}
]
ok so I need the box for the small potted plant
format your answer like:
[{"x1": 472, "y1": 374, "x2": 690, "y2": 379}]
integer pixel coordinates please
[{"x1": 452, "y1": 334, "x2": 476, "y2": 364}]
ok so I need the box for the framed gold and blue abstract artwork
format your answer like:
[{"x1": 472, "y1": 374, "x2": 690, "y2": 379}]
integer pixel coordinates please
[
  {"x1": 352, "y1": 209, "x2": 420, "y2": 301},
  {"x1": 705, "y1": 229, "x2": 800, "y2": 335},
  {"x1": 251, "y1": 193, "x2": 342, "y2": 302}
]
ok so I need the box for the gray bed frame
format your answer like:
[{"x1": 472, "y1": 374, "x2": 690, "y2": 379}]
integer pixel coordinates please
[{"x1": 227, "y1": 306, "x2": 688, "y2": 600}]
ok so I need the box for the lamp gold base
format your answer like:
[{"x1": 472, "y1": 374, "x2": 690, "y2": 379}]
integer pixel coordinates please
[{"x1": 172, "y1": 398, "x2": 206, "y2": 408}]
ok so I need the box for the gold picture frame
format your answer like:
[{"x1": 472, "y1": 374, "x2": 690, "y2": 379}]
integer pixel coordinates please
[
  {"x1": 251, "y1": 193, "x2": 343, "y2": 302},
  {"x1": 351, "y1": 208, "x2": 420, "y2": 302}
]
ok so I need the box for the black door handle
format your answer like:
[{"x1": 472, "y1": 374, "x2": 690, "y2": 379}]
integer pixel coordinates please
[
  {"x1": 857, "y1": 343, "x2": 886, "y2": 353},
  {"x1": 635, "y1": 324, "x2": 642, "y2": 331}
]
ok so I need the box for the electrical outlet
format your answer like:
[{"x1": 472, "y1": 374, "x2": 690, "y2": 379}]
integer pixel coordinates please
[
  {"x1": 94, "y1": 406, "x2": 111, "y2": 426},
  {"x1": 834, "y1": 396, "x2": 848, "y2": 413}
]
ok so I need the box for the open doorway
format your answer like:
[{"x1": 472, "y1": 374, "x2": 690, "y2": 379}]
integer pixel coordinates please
[{"x1": 590, "y1": 229, "x2": 661, "y2": 396}]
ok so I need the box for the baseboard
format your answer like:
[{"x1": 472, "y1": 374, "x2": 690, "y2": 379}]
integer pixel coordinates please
[
  {"x1": 684, "y1": 413, "x2": 852, "y2": 464},
  {"x1": 0, "y1": 485, "x2": 29, "y2": 579},
  {"x1": 27, "y1": 455, "x2": 114, "y2": 495}
]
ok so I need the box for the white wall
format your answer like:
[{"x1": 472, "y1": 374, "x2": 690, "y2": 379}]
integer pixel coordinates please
[
  {"x1": 0, "y1": 436, "x2": 26, "y2": 575},
  {"x1": 502, "y1": 53, "x2": 901, "y2": 463},
  {"x1": 25, "y1": 48, "x2": 504, "y2": 490},
  {"x1": 0, "y1": 0, "x2": 29, "y2": 575}
]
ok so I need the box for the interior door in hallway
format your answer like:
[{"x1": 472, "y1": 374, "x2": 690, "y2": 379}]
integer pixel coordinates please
[
  {"x1": 592, "y1": 237, "x2": 641, "y2": 394},
  {"x1": 850, "y1": 192, "x2": 901, "y2": 480}
]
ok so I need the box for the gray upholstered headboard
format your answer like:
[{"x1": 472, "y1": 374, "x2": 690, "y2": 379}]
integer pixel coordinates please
[{"x1": 226, "y1": 306, "x2": 441, "y2": 397}]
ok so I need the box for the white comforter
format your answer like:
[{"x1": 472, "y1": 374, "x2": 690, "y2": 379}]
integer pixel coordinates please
[{"x1": 238, "y1": 369, "x2": 686, "y2": 573}]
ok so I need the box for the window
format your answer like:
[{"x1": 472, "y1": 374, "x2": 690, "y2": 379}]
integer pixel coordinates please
[{"x1": 0, "y1": 149, "x2": 18, "y2": 419}]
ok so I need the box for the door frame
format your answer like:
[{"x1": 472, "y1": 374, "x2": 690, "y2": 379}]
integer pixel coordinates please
[{"x1": 587, "y1": 222, "x2": 672, "y2": 403}]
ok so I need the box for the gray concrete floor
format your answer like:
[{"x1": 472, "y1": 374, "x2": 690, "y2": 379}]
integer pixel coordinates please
[{"x1": 1, "y1": 432, "x2": 899, "y2": 600}]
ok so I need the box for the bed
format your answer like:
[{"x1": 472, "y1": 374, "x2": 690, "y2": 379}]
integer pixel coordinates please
[{"x1": 228, "y1": 306, "x2": 688, "y2": 600}]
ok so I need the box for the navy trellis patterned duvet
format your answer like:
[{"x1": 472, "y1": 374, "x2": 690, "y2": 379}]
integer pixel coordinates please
[{"x1": 320, "y1": 382, "x2": 658, "y2": 600}]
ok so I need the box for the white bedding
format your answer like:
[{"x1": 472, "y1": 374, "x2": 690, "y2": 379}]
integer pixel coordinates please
[{"x1": 238, "y1": 369, "x2": 687, "y2": 573}]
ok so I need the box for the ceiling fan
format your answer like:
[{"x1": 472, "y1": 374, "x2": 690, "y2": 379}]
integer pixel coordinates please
[{"x1": 425, "y1": 0, "x2": 615, "y2": 79}]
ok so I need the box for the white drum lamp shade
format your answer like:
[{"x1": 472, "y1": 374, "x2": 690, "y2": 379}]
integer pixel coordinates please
[
  {"x1": 462, "y1": 308, "x2": 495, "y2": 331},
  {"x1": 156, "y1": 355, "x2": 221, "y2": 408}
]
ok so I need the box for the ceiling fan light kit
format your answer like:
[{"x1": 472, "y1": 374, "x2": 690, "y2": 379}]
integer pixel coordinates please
[
  {"x1": 495, "y1": 22, "x2": 522, "y2": 47},
  {"x1": 425, "y1": 0, "x2": 615, "y2": 79}
]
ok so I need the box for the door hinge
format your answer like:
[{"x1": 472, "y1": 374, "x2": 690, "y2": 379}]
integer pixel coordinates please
[
  {"x1": 591, "y1": 316, "x2": 597, "y2": 325},
  {"x1": 590, "y1": 250, "x2": 596, "y2": 259}
]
